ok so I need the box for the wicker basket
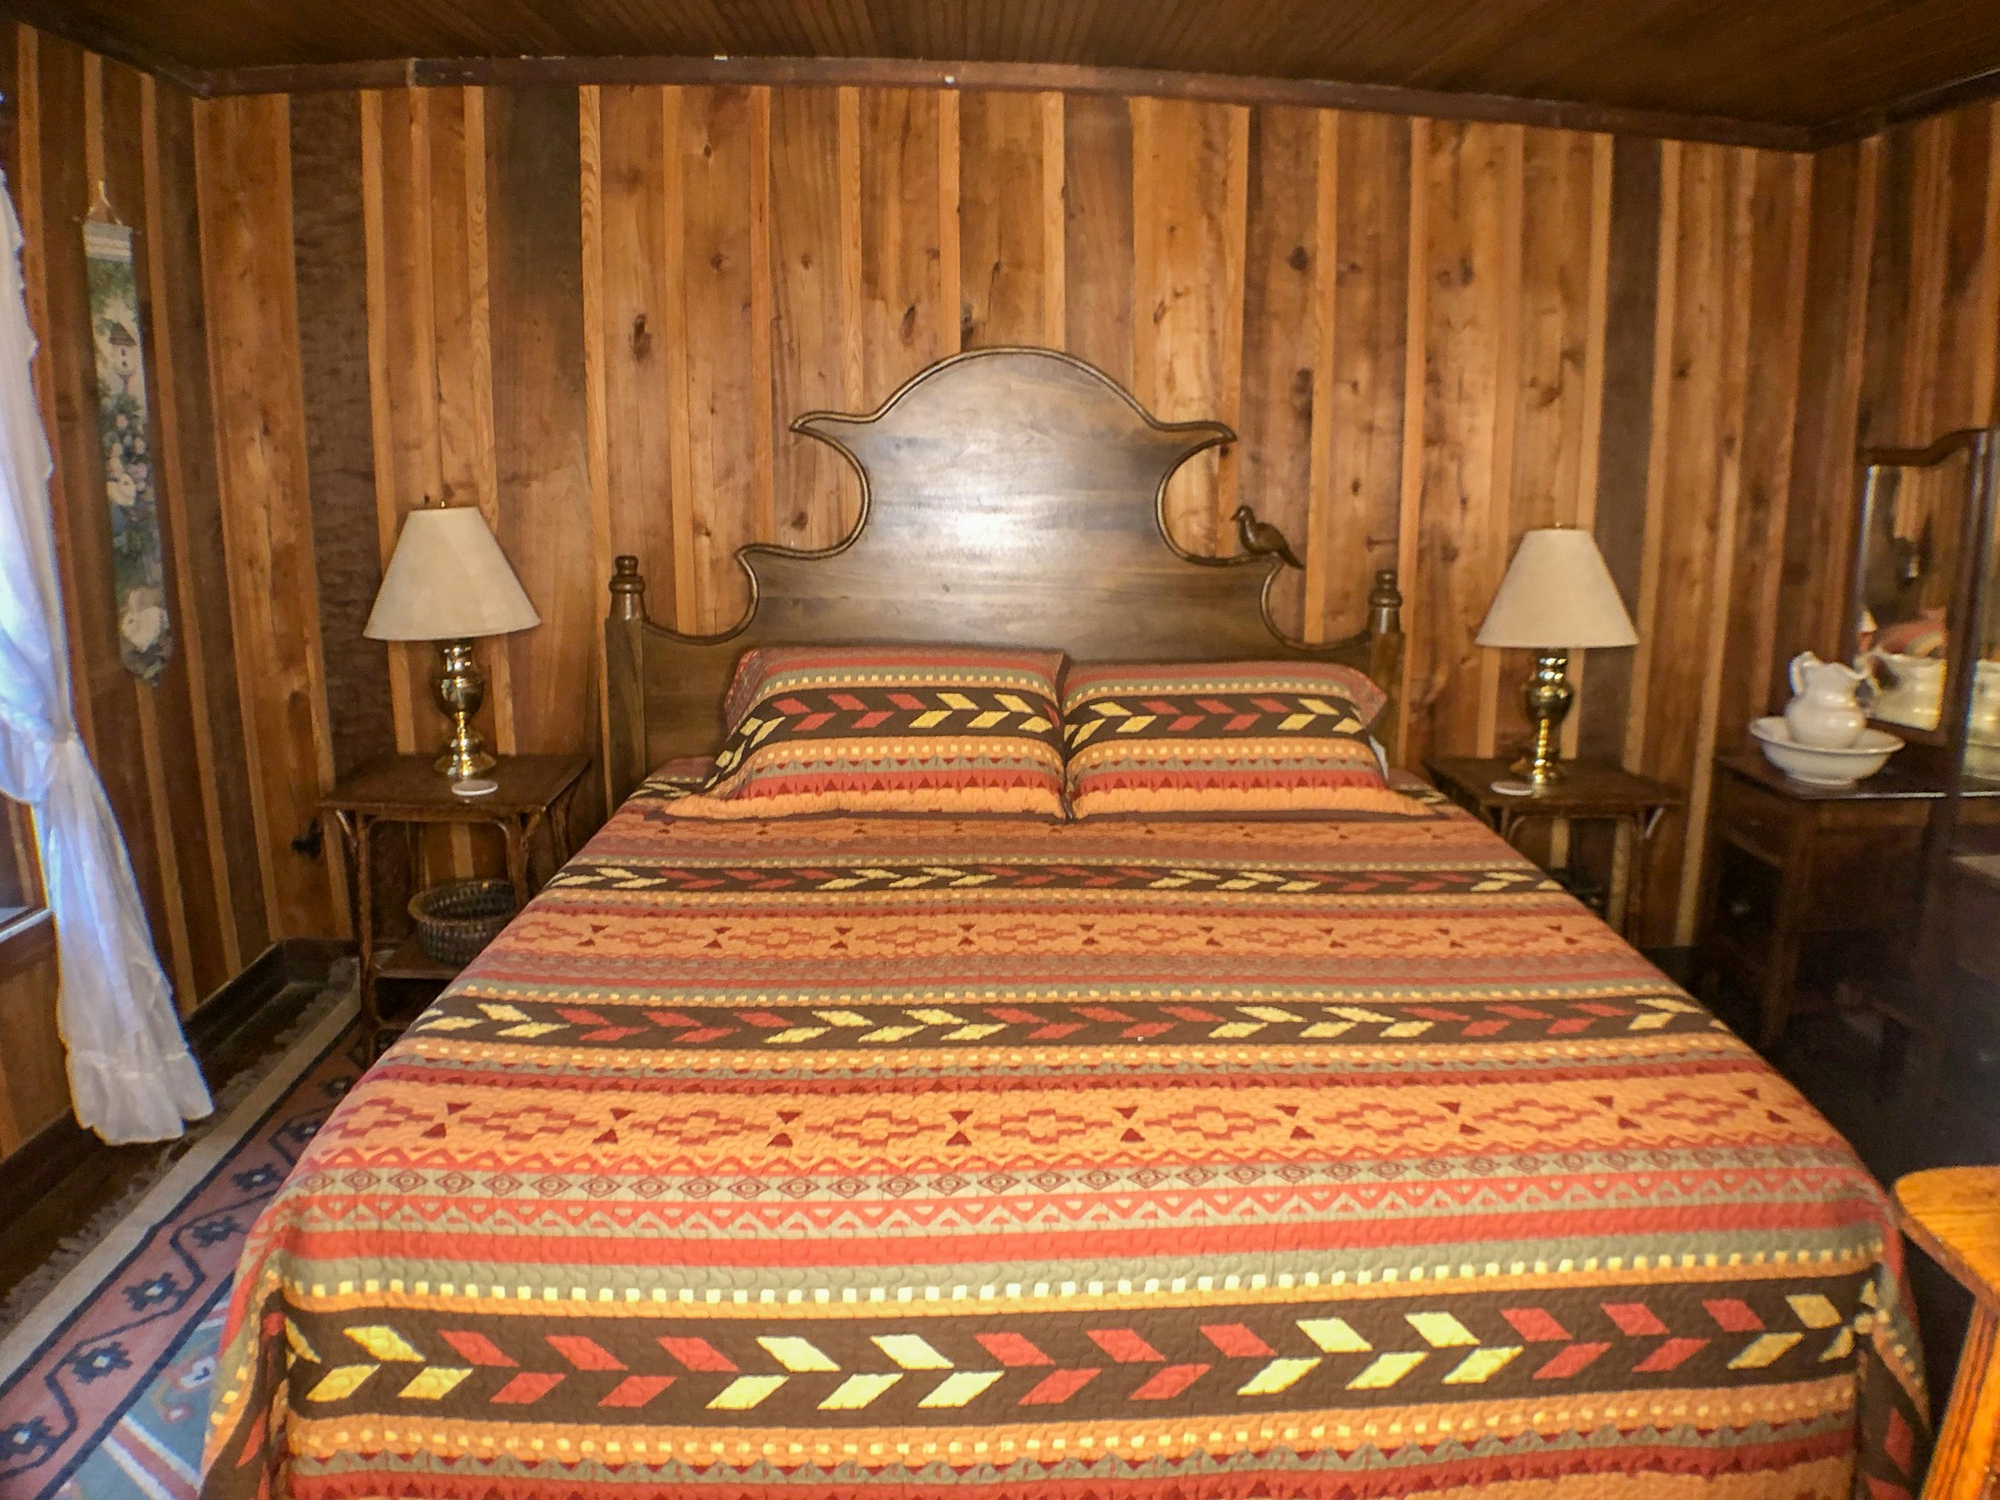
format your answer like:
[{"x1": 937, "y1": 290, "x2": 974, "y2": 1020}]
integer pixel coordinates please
[{"x1": 408, "y1": 878, "x2": 517, "y2": 967}]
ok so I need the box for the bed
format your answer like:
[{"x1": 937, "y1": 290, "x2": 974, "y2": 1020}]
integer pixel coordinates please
[{"x1": 201, "y1": 349, "x2": 1927, "y2": 1499}]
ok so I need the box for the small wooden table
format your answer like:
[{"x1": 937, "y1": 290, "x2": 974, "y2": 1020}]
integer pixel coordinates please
[
  {"x1": 1895, "y1": 1167, "x2": 2000, "y2": 1499},
  {"x1": 1424, "y1": 757, "x2": 1681, "y2": 942},
  {"x1": 323, "y1": 754, "x2": 589, "y2": 1044},
  {"x1": 1696, "y1": 753, "x2": 2000, "y2": 1049}
]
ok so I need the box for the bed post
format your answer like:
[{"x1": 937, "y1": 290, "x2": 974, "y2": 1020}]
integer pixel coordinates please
[
  {"x1": 606, "y1": 556, "x2": 649, "y2": 806},
  {"x1": 1367, "y1": 568, "x2": 1407, "y2": 766}
]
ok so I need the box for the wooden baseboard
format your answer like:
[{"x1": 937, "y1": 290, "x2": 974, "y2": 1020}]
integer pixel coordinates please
[{"x1": 0, "y1": 938, "x2": 355, "y2": 1204}]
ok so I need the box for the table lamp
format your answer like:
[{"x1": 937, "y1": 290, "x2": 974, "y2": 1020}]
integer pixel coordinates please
[
  {"x1": 1476, "y1": 527, "x2": 1638, "y2": 786},
  {"x1": 364, "y1": 506, "x2": 540, "y2": 779}
]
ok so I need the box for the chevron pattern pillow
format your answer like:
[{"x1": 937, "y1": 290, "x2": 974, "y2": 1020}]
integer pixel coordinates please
[
  {"x1": 668, "y1": 646, "x2": 1069, "y2": 819},
  {"x1": 1061, "y1": 661, "x2": 1419, "y2": 818}
]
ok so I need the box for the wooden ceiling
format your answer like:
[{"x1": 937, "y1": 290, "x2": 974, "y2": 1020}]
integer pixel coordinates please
[{"x1": 23, "y1": 0, "x2": 2000, "y2": 142}]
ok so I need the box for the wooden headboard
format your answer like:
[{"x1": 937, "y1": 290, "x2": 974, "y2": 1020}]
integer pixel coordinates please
[{"x1": 604, "y1": 347, "x2": 1403, "y2": 804}]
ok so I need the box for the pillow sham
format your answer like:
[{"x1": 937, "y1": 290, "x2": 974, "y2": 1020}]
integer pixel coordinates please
[
  {"x1": 1061, "y1": 660, "x2": 1419, "y2": 818},
  {"x1": 668, "y1": 645, "x2": 1069, "y2": 819}
]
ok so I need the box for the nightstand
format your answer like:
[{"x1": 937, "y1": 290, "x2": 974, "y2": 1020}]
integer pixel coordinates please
[
  {"x1": 1895, "y1": 1167, "x2": 2000, "y2": 1500},
  {"x1": 323, "y1": 754, "x2": 589, "y2": 1046},
  {"x1": 1694, "y1": 752, "x2": 2000, "y2": 1049},
  {"x1": 1424, "y1": 756, "x2": 1681, "y2": 942}
]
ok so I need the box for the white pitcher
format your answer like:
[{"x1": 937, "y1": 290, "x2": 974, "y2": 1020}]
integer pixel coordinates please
[{"x1": 1785, "y1": 652, "x2": 1868, "y2": 749}]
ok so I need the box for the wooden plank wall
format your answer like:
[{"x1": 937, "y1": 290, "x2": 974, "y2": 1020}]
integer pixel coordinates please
[
  {"x1": 573, "y1": 83, "x2": 1831, "y2": 950},
  {"x1": 0, "y1": 23, "x2": 290, "y2": 1148},
  {"x1": 146, "y1": 79, "x2": 2000, "y2": 953},
  {"x1": 10, "y1": 31, "x2": 2000, "y2": 1152}
]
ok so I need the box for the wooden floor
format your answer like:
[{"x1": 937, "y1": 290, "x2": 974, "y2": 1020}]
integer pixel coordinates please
[
  {"x1": 1717, "y1": 984, "x2": 2000, "y2": 1397},
  {"x1": 0, "y1": 977, "x2": 324, "y2": 1326}
]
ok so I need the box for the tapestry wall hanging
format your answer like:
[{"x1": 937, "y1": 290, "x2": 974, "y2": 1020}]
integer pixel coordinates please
[{"x1": 83, "y1": 214, "x2": 172, "y2": 682}]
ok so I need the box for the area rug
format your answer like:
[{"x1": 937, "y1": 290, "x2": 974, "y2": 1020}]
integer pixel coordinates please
[{"x1": 0, "y1": 994, "x2": 363, "y2": 1500}]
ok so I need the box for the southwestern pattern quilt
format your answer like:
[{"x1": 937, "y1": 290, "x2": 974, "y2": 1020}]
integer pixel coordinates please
[{"x1": 201, "y1": 776, "x2": 1928, "y2": 1499}]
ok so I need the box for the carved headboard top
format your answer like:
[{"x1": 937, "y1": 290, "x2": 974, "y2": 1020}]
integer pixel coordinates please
[{"x1": 604, "y1": 347, "x2": 1402, "y2": 802}]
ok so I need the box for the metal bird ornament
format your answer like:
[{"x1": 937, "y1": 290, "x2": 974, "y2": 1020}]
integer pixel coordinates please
[{"x1": 1232, "y1": 505, "x2": 1304, "y2": 570}]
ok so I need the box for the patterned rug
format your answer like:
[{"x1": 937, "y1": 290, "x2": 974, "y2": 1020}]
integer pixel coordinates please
[{"x1": 0, "y1": 995, "x2": 363, "y2": 1500}]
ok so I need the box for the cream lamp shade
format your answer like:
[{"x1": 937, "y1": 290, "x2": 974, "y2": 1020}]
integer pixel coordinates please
[
  {"x1": 1476, "y1": 528, "x2": 1638, "y2": 649},
  {"x1": 364, "y1": 506, "x2": 541, "y2": 642}
]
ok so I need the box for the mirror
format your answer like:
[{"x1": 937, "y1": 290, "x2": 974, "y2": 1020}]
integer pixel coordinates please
[
  {"x1": 1967, "y1": 467, "x2": 2000, "y2": 780},
  {"x1": 1851, "y1": 432, "x2": 2000, "y2": 759},
  {"x1": 1854, "y1": 449, "x2": 1964, "y2": 733}
]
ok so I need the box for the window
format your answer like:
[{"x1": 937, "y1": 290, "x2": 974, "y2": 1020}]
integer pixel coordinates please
[{"x1": 0, "y1": 797, "x2": 42, "y2": 932}]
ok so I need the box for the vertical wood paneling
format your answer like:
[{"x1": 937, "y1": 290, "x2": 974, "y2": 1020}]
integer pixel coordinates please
[
  {"x1": 676, "y1": 86, "x2": 770, "y2": 632},
  {"x1": 1887, "y1": 116, "x2": 1966, "y2": 590},
  {"x1": 957, "y1": 90, "x2": 1050, "y2": 349},
  {"x1": 1628, "y1": 145, "x2": 1759, "y2": 947},
  {"x1": 143, "y1": 73, "x2": 251, "y2": 988},
  {"x1": 194, "y1": 92, "x2": 340, "y2": 938},
  {"x1": 361, "y1": 88, "x2": 440, "y2": 755},
  {"x1": 1934, "y1": 105, "x2": 2000, "y2": 430},
  {"x1": 358, "y1": 89, "x2": 483, "y2": 877},
  {"x1": 1858, "y1": 126, "x2": 1920, "y2": 450},
  {"x1": 936, "y1": 91, "x2": 960, "y2": 357},
  {"x1": 1062, "y1": 93, "x2": 1134, "y2": 386},
  {"x1": 578, "y1": 84, "x2": 612, "y2": 790},
  {"x1": 1238, "y1": 105, "x2": 1320, "y2": 637},
  {"x1": 1393, "y1": 116, "x2": 1431, "y2": 762},
  {"x1": 584, "y1": 85, "x2": 677, "y2": 606},
  {"x1": 1580, "y1": 137, "x2": 1664, "y2": 765},
  {"x1": 1312, "y1": 112, "x2": 1411, "y2": 641},
  {"x1": 767, "y1": 87, "x2": 858, "y2": 550},
  {"x1": 20, "y1": 50, "x2": 2000, "y2": 1151},
  {"x1": 1890, "y1": 107, "x2": 2000, "y2": 597},
  {"x1": 1714, "y1": 154, "x2": 1814, "y2": 765},
  {"x1": 1301, "y1": 109, "x2": 1342, "y2": 645},
  {"x1": 1491, "y1": 127, "x2": 1604, "y2": 754},
  {"x1": 658, "y1": 87, "x2": 696, "y2": 634},
  {"x1": 856, "y1": 88, "x2": 948, "y2": 402},
  {"x1": 1624, "y1": 141, "x2": 1683, "y2": 775},
  {"x1": 290, "y1": 90, "x2": 393, "y2": 787},
  {"x1": 1400, "y1": 120, "x2": 1524, "y2": 770},
  {"x1": 485, "y1": 87, "x2": 594, "y2": 768},
  {"x1": 104, "y1": 60, "x2": 210, "y2": 1009},
  {"x1": 16, "y1": 29, "x2": 91, "y2": 761},
  {"x1": 1040, "y1": 94, "x2": 1065, "y2": 347},
  {"x1": 433, "y1": 92, "x2": 513, "y2": 770},
  {"x1": 143, "y1": 69, "x2": 269, "y2": 968},
  {"x1": 1132, "y1": 97, "x2": 1249, "y2": 559},
  {"x1": 1774, "y1": 138, "x2": 1880, "y2": 691}
]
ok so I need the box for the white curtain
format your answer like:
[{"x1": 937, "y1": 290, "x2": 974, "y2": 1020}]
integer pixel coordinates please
[{"x1": 0, "y1": 178, "x2": 211, "y2": 1143}]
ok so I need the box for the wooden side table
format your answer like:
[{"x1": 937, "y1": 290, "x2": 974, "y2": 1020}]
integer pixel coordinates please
[
  {"x1": 1895, "y1": 1167, "x2": 2000, "y2": 1499},
  {"x1": 1423, "y1": 757, "x2": 1681, "y2": 942},
  {"x1": 323, "y1": 754, "x2": 589, "y2": 1045},
  {"x1": 1694, "y1": 753, "x2": 2000, "y2": 1049}
]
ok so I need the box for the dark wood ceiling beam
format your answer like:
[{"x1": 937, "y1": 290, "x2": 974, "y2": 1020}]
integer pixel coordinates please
[
  {"x1": 0, "y1": 0, "x2": 205, "y2": 92},
  {"x1": 1810, "y1": 63, "x2": 2000, "y2": 148},
  {"x1": 8, "y1": 1, "x2": 2000, "y2": 150},
  {"x1": 190, "y1": 53, "x2": 1815, "y2": 150}
]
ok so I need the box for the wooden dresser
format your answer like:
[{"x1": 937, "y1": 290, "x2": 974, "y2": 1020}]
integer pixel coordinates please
[
  {"x1": 1896, "y1": 1167, "x2": 2000, "y2": 1499},
  {"x1": 1695, "y1": 753, "x2": 2000, "y2": 1048}
]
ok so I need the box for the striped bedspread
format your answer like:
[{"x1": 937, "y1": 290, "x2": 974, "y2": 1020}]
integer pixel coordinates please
[{"x1": 201, "y1": 775, "x2": 1927, "y2": 1499}]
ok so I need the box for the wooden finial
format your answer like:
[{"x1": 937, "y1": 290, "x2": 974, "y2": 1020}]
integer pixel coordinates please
[
  {"x1": 1368, "y1": 568, "x2": 1403, "y2": 636},
  {"x1": 609, "y1": 555, "x2": 646, "y2": 620}
]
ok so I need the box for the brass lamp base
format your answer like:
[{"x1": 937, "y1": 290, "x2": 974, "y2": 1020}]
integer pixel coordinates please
[
  {"x1": 1509, "y1": 649, "x2": 1575, "y2": 787},
  {"x1": 432, "y1": 639, "x2": 494, "y2": 780}
]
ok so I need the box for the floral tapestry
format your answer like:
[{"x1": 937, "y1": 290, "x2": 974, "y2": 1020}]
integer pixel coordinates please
[{"x1": 83, "y1": 218, "x2": 171, "y2": 681}]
